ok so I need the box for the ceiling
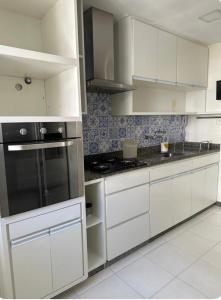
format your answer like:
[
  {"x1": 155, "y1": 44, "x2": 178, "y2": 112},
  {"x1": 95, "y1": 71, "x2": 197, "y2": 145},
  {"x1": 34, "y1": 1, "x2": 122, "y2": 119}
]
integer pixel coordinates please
[{"x1": 83, "y1": 0, "x2": 221, "y2": 45}]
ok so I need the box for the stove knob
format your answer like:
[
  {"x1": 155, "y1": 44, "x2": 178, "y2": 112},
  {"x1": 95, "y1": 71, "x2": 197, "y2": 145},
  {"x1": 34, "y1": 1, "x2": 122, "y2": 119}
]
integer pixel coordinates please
[
  {"x1": 40, "y1": 127, "x2": 47, "y2": 135},
  {"x1": 58, "y1": 127, "x2": 63, "y2": 134},
  {"x1": 19, "y1": 128, "x2": 27, "y2": 136}
]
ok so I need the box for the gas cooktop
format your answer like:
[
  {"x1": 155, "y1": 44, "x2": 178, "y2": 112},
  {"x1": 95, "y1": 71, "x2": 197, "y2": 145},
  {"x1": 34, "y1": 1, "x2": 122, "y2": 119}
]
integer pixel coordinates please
[{"x1": 85, "y1": 157, "x2": 146, "y2": 174}]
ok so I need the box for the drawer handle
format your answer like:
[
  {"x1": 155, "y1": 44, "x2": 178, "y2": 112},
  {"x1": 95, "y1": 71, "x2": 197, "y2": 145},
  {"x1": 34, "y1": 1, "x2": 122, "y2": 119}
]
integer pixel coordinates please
[
  {"x1": 50, "y1": 219, "x2": 81, "y2": 235},
  {"x1": 11, "y1": 229, "x2": 50, "y2": 247}
]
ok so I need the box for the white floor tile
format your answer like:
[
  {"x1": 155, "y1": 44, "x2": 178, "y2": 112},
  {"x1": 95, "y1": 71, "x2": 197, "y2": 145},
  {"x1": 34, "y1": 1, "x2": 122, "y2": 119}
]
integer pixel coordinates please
[
  {"x1": 169, "y1": 231, "x2": 215, "y2": 257},
  {"x1": 201, "y1": 243, "x2": 221, "y2": 270},
  {"x1": 179, "y1": 260, "x2": 221, "y2": 298},
  {"x1": 79, "y1": 275, "x2": 143, "y2": 299},
  {"x1": 146, "y1": 243, "x2": 197, "y2": 276},
  {"x1": 139, "y1": 237, "x2": 166, "y2": 256},
  {"x1": 74, "y1": 268, "x2": 113, "y2": 295},
  {"x1": 117, "y1": 257, "x2": 173, "y2": 298},
  {"x1": 203, "y1": 212, "x2": 221, "y2": 227},
  {"x1": 110, "y1": 250, "x2": 143, "y2": 273},
  {"x1": 190, "y1": 220, "x2": 221, "y2": 243},
  {"x1": 161, "y1": 225, "x2": 187, "y2": 242},
  {"x1": 153, "y1": 278, "x2": 207, "y2": 299}
]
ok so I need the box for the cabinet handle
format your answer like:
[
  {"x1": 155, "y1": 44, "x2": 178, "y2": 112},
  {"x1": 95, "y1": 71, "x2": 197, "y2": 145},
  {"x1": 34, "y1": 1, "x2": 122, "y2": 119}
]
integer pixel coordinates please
[
  {"x1": 150, "y1": 177, "x2": 172, "y2": 185},
  {"x1": 8, "y1": 140, "x2": 74, "y2": 151},
  {"x1": 50, "y1": 219, "x2": 81, "y2": 235},
  {"x1": 11, "y1": 229, "x2": 50, "y2": 247}
]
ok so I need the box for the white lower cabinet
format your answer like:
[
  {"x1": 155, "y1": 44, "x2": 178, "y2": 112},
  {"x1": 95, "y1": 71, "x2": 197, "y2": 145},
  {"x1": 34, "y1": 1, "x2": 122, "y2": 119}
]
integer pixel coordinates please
[
  {"x1": 150, "y1": 178, "x2": 173, "y2": 237},
  {"x1": 191, "y1": 168, "x2": 207, "y2": 214},
  {"x1": 205, "y1": 164, "x2": 219, "y2": 207},
  {"x1": 106, "y1": 184, "x2": 149, "y2": 228},
  {"x1": 172, "y1": 173, "x2": 192, "y2": 225},
  {"x1": 8, "y1": 202, "x2": 86, "y2": 299},
  {"x1": 191, "y1": 164, "x2": 219, "y2": 214},
  {"x1": 50, "y1": 221, "x2": 83, "y2": 291},
  {"x1": 11, "y1": 219, "x2": 84, "y2": 299},
  {"x1": 107, "y1": 214, "x2": 150, "y2": 260},
  {"x1": 11, "y1": 231, "x2": 52, "y2": 299}
]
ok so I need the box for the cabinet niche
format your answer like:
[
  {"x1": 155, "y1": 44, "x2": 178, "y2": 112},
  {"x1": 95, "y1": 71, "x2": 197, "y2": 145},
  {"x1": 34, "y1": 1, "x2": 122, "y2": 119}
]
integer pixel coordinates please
[{"x1": 0, "y1": 0, "x2": 80, "y2": 117}]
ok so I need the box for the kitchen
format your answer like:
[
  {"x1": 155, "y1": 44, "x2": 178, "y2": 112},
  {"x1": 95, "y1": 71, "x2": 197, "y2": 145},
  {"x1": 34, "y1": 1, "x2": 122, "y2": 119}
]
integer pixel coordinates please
[{"x1": 0, "y1": 0, "x2": 221, "y2": 299}]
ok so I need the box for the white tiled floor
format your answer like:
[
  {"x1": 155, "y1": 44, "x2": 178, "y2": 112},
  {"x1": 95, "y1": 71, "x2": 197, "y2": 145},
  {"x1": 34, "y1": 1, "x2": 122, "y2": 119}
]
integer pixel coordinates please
[{"x1": 57, "y1": 206, "x2": 221, "y2": 299}]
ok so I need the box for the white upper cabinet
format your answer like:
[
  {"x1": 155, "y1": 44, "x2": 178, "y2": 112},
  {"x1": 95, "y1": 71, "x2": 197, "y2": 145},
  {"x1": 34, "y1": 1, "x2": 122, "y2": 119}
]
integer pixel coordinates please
[
  {"x1": 115, "y1": 17, "x2": 208, "y2": 88},
  {"x1": 113, "y1": 16, "x2": 208, "y2": 115},
  {"x1": 177, "y1": 38, "x2": 208, "y2": 87},
  {"x1": 133, "y1": 20, "x2": 158, "y2": 80},
  {"x1": 158, "y1": 31, "x2": 177, "y2": 83}
]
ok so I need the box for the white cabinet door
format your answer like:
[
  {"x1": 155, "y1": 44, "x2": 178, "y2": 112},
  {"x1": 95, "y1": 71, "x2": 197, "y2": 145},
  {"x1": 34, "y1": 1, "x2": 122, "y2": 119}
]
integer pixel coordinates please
[
  {"x1": 11, "y1": 231, "x2": 52, "y2": 299},
  {"x1": 158, "y1": 31, "x2": 177, "y2": 82},
  {"x1": 150, "y1": 178, "x2": 173, "y2": 237},
  {"x1": 177, "y1": 37, "x2": 208, "y2": 87},
  {"x1": 172, "y1": 173, "x2": 192, "y2": 225},
  {"x1": 133, "y1": 19, "x2": 158, "y2": 79},
  {"x1": 205, "y1": 164, "x2": 219, "y2": 207},
  {"x1": 107, "y1": 214, "x2": 150, "y2": 260},
  {"x1": 106, "y1": 184, "x2": 149, "y2": 228},
  {"x1": 50, "y1": 220, "x2": 84, "y2": 291},
  {"x1": 191, "y1": 168, "x2": 206, "y2": 215}
]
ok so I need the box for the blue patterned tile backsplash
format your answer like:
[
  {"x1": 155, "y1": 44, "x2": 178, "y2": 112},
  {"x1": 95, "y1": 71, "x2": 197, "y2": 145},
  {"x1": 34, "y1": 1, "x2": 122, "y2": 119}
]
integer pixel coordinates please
[{"x1": 83, "y1": 93, "x2": 188, "y2": 155}]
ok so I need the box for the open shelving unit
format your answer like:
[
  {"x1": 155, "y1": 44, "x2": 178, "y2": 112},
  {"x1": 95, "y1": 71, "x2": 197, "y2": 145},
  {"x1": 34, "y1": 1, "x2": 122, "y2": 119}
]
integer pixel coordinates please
[
  {"x1": 0, "y1": 45, "x2": 77, "y2": 79},
  {"x1": 85, "y1": 179, "x2": 106, "y2": 272},
  {"x1": 0, "y1": 0, "x2": 81, "y2": 118}
]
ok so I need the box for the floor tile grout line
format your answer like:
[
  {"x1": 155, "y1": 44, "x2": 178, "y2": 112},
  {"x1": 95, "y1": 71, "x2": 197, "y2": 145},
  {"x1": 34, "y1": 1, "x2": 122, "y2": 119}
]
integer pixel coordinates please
[
  {"x1": 177, "y1": 277, "x2": 209, "y2": 299},
  {"x1": 75, "y1": 270, "x2": 115, "y2": 296},
  {"x1": 68, "y1": 207, "x2": 221, "y2": 299},
  {"x1": 78, "y1": 208, "x2": 221, "y2": 298},
  {"x1": 114, "y1": 269, "x2": 154, "y2": 299}
]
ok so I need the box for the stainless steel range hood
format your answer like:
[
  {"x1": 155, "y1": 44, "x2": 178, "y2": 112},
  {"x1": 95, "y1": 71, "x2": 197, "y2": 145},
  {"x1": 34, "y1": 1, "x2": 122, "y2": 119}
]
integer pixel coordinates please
[{"x1": 84, "y1": 7, "x2": 135, "y2": 94}]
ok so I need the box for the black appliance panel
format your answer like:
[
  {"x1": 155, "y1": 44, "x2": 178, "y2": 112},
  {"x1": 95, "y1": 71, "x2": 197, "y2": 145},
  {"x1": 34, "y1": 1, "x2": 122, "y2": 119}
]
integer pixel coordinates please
[
  {"x1": 0, "y1": 122, "x2": 84, "y2": 217},
  {"x1": 0, "y1": 123, "x2": 38, "y2": 143},
  {"x1": 3, "y1": 145, "x2": 43, "y2": 216}
]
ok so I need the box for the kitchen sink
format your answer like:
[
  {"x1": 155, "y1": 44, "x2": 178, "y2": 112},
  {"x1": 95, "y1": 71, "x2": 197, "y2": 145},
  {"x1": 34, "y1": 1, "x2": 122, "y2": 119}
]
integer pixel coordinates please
[{"x1": 161, "y1": 151, "x2": 195, "y2": 158}]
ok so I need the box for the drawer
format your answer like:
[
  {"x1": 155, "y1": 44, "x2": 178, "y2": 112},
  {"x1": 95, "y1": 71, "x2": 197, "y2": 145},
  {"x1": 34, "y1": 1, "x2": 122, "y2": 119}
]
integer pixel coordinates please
[
  {"x1": 9, "y1": 204, "x2": 81, "y2": 240},
  {"x1": 105, "y1": 168, "x2": 149, "y2": 195},
  {"x1": 150, "y1": 163, "x2": 174, "y2": 182},
  {"x1": 106, "y1": 184, "x2": 149, "y2": 228},
  {"x1": 107, "y1": 214, "x2": 150, "y2": 260},
  {"x1": 172, "y1": 159, "x2": 193, "y2": 175},
  {"x1": 193, "y1": 153, "x2": 220, "y2": 169}
]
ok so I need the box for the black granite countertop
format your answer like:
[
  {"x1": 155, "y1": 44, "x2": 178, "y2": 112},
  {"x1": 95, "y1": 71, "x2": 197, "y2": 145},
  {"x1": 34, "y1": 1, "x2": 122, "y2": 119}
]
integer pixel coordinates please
[{"x1": 84, "y1": 142, "x2": 220, "y2": 182}]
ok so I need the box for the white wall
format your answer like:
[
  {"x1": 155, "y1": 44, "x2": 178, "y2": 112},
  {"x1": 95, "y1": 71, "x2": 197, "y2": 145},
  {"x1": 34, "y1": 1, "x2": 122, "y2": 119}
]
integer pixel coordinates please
[{"x1": 186, "y1": 42, "x2": 221, "y2": 202}]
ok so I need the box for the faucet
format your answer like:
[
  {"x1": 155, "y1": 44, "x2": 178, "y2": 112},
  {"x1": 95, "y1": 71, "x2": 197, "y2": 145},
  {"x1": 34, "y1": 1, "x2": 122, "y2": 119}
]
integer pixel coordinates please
[
  {"x1": 199, "y1": 141, "x2": 210, "y2": 152},
  {"x1": 173, "y1": 141, "x2": 185, "y2": 154}
]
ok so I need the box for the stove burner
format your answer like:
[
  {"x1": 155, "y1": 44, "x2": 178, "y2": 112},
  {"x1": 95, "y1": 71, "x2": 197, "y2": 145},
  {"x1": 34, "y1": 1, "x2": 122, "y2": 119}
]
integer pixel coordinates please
[
  {"x1": 121, "y1": 159, "x2": 137, "y2": 165},
  {"x1": 93, "y1": 164, "x2": 110, "y2": 172},
  {"x1": 86, "y1": 156, "x2": 147, "y2": 174},
  {"x1": 105, "y1": 158, "x2": 117, "y2": 163}
]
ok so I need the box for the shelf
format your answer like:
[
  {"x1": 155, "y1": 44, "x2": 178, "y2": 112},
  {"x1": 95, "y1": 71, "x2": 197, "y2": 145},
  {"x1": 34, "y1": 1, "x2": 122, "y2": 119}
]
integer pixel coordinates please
[
  {"x1": 0, "y1": 45, "x2": 77, "y2": 80},
  {"x1": 0, "y1": 116, "x2": 81, "y2": 123},
  {"x1": 88, "y1": 250, "x2": 105, "y2": 272},
  {"x1": 123, "y1": 112, "x2": 197, "y2": 116},
  {"x1": 133, "y1": 76, "x2": 207, "y2": 91},
  {"x1": 86, "y1": 215, "x2": 102, "y2": 229}
]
